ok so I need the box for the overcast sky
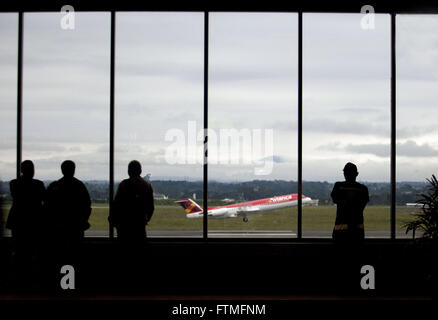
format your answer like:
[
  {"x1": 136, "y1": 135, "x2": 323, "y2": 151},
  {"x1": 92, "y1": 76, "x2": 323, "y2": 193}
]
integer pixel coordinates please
[{"x1": 0, "y1": 12, "x2": 437, "y2": 182}]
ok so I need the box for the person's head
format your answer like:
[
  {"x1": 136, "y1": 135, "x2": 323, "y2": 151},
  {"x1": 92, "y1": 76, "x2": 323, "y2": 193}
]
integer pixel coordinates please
[
  {"x1": 20, "y1": 160, "x2": 34, "y2": 179},
  {"x1": 61, "y1": 160, "x2": 76, "y2": 178},
  {"x1": 343, "y1": 162, "x2": 358, "y2": 182},
  {"x1": 128, "y1": 160, "x2": 142, "y2": 178}
]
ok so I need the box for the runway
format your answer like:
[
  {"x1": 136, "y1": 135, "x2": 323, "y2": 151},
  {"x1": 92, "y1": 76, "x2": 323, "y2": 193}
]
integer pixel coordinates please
[
  {"x1": 2, "y1": 230, "x2": 412, "y2": 238},
  {"x1": 82, "y1": 230, "x2": 411, "y2": 238}
]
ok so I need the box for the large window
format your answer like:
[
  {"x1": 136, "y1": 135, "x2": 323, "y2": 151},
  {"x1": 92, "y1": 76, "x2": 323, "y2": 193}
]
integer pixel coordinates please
[
  {"x1": 208, "y1": 13, "x2": 298, "y2": 237},
  {"x1": 396, "y1": 15, "x2": 438, "y2": 238},
  {"x1": 22, "y1": 13, "x2": 111, "y2": 236},
  {"x1": 0, "y1": 13, "x2": 17, "y2": 234},
  {"x1": 115, "y1": 12, "x2": 204, "y2": 238},
  {"x1": 303, "y1": 13, "x2": 391, "y2": 238},
  {"x1": 2, "y1": 11, "x2": 437, "y2": 239}
]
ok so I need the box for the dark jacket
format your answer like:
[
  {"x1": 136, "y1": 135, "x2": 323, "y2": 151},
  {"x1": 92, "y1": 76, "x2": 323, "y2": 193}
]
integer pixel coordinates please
[
  {"x1": 45, "y1": 177, "x2": 91, "y2": 234},
  {"x1": 6, "y1": 177, "x2": 46, "y2": 231},
  {"x1": 111, "y1": 176, "x2": 154, "y2": 231},
  {"x1": 331, "y1": 181, "x2": 369, "y2": 241}
]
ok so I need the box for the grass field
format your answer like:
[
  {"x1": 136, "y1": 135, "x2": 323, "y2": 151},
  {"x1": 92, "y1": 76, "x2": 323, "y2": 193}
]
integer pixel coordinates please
[{"x1": 1, "y1": 203, "x2": 418, "y2": 232}]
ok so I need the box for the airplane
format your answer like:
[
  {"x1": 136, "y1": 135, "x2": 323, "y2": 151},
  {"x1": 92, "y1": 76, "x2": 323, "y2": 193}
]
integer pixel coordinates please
[{"x1": 176, "y1": 193, "x2": 314, "y2": 222}]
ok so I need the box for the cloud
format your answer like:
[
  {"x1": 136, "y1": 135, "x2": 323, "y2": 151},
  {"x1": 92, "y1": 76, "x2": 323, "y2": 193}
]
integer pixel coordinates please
[
  {"x1": 259, "y1": 155, "x2": 289, "y2": 163},
  {"x1": 397, "y1": 15, "x2": 438, "y2": 82},
  {"x1": 305, "y1": 118, "x2": 389, "y2": 137},
  {"x1": 320, "y1": 140, "x2": 438, "y2": 158},
  {"x1": 303, "y1": 14, "x2": 391, "y2": 82},
  {"x1": 336, "y1": 107, "x2": 383, "y2": 114},
  {"x1": 269, "y1": 120, "x2": 298, "y2": 131},
  {"x1": 397, "y1": 140, "x2": 438, "y2": 157},
  {"x1": 1, "y1": 13, "x2": 438, "y2": 182},
  {"x1": 345, "y1": 143, "x2": 389, "y2": 157},
  {"x1": 22, "y1": 143, "x2": 66, "y2": 152},
  {"x1": 397, "y1": 125, "x2": 438, "y2": 139},
  {"x1": 211, "y1": 66, "x2": 297, "y2": 83},
  {"x1": 0, "y1": 141, "x2": 15, "y2": 149}
]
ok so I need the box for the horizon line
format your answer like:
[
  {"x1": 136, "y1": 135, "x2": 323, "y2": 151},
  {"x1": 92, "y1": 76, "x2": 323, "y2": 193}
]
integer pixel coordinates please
[{"x1": 0, "y1": 178, "x2": 429, "y2": 184}]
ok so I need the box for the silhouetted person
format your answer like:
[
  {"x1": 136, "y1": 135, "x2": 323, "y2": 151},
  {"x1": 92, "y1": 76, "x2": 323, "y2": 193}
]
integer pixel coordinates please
[
  {"x1": 331, "y1": 162, "x2": 369, "y2": 243},
  {"x1": 111, "y1": 160, "x2": 154, "y2": 242},
  {"x1": 6, "y1": 160, "x2": 45, "y2": 290},
  {"x1": 43, "y1": 160, "x2": 91, "y2": 291},
  {"x1": 6, "y1": 160, "x2": 45, "y2": 239},
  {"x1": 331, "y1": 163, "x2": 370, "y2": 293},
  {"x1": 45, "y1": 160, "x2": 91, "y2": 243},
  {"x1": 7, "y1": 161, "x2": 45, "y2": 239}
]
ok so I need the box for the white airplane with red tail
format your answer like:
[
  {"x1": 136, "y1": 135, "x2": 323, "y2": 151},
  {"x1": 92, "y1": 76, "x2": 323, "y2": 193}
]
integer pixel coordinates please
[{"x1": 176, "y1": 193, "x2": 313, "y2": 222}]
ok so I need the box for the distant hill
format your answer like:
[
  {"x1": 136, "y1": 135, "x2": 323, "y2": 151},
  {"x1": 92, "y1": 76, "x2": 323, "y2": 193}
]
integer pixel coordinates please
[{"x1": 0, "y1": 179, "x2": 429, "y2": 205}]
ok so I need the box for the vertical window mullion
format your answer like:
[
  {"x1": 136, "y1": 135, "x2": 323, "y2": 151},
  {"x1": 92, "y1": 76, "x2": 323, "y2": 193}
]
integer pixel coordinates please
[
  {"x1": 203, "y1": 11, "x2": 209, "y2": 240},
  {"x1": 109, "y1": 11, "x2": 116, "y2": 239},
  {"x1": 297, "y1": 11, "x2": 303, "y2": 239},
  {"x1": 16, "y1": 11, "x2": 23, "y2": 179},
  {"x1": 390, "y1": 12, "x2": 396, "y2": 240}
]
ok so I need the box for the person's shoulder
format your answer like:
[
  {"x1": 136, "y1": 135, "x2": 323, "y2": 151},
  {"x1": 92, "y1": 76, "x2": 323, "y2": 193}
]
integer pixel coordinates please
[
  {"x1": 34, "y1": 179, "x2": 45, "y2": 188},
  {"x1": 142, "y1": 179, "x2": 153, "y2": 189},
  {"x1": 116, "y1": 179, "x2": 130, "y2": 191},
  {"x1": 355, "y1": 182, "x2": 369, "y2": 191},
  {"x1": 9, "y1": 178, "x2": 18, "y2": 186},
  {"x1": 74, "y1": 178, "x2": 90, "y2": 192},
  {"x1": 48, "y1": 180, "x2": 59, "y2": 188},
  {"x1": 48, "y1": 178, "x2": 64, "y2": 191},
  {"x1": 134, "y1": 177, "x2": 152, "y2": 190},
  {"x1": 71, "y1": 177, "x2": 86, "y2": 186},
  {"x1": 45, "y1": 182, "x2": 55, "y2": 194},
  {"x1": 356, "y1": 181, "x2": 368, "y2": 188}
]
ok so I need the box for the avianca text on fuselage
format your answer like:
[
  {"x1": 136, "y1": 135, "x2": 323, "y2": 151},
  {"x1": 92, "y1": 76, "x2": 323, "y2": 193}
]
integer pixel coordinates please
[
  {"x1": 175, "y1": 193, "x2": 313, "y2": 222},
  {"x1": 269, "y1": 194, "x2": 293, "y2": 203}
]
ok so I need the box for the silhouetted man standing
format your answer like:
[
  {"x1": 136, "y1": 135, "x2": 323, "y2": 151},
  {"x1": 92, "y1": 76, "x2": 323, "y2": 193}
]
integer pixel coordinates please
[
  {"x1": 7, "y1": 160, "x2": 45, "y2": 290},
  {"x1": 7, "y1": 160, "x2": 45, "y2": 242},
  {"x1": 45, "y1": 160, "x2": 91, "y2": 244},
  {"x1": 43, "y1": 160, "x2": 91, "y2": 290},
  {"x1": 111, "y1": 160, "x2": 154, "y2": 242},
  {"x1": 331, "y1": 162, "x2": 369, "y2": 243}
]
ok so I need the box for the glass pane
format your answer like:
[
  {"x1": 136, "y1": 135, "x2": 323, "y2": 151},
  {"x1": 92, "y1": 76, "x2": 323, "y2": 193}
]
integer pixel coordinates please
[
  {"x1": 0, "y1": 13, "x2": 17, "y2": 236},
  {"x1": 22, "y1": 13, "x2": 110, "y2": 236},
  {"x1": 115, "y1": 12, "x2": 204, "y2": 238},
  {"x1": 396, "y1": 15, "x2": 438, "y2": 238},
  {"x1": 208, "y1": 13, "x2": 298, "y2": 238},
  {"x1": 303, "y1": 13, "x2": 391, "y2": 238}
]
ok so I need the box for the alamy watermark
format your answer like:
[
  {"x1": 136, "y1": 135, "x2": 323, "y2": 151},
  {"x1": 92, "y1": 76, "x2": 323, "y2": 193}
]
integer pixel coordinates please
[
  {"x1": 360, "y1": 264, "x2": 375, "y2": 290},
  {"x1": 165, "y1": 121, "x2": 275, "y2": 176},
  {"x1": 360, "y1": 5, "x2": 375, "y2": 30},
  {"x1": 60, "y1": 264, "x2": 75, "y2": 290},
  {"x1": 60, "y1": 5, "x2": 75, "y2": 30}
]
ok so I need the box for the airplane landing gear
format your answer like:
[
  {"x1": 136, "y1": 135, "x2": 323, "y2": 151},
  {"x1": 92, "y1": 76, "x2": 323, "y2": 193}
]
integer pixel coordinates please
[{"x1": 243, "y1": 217, "x2": 248, "y2": 222}]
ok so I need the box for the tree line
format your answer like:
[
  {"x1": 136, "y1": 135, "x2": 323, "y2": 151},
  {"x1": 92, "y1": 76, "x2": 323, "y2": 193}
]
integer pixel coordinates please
[{"x1": 0, "y1": 179, "x2": 429, "y2": 206}]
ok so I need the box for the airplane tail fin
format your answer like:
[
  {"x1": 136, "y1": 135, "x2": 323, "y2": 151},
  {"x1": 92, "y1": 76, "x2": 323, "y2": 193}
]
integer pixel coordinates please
[{"x1": 175, "y1": 198, "x2": 203, "y2": 214}]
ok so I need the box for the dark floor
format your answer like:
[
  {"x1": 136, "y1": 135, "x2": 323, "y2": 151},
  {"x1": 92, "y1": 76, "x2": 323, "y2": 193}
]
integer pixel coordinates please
[{"x1": 0, "y1": 238, "x2": 436, "y2": 298}]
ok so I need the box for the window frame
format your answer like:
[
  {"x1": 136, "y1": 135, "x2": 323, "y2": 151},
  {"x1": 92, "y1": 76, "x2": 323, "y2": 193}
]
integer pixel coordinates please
[{"x1": 7, "y1": 7, "x2": 435, "y2": 241}]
